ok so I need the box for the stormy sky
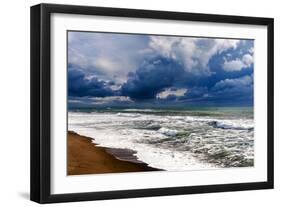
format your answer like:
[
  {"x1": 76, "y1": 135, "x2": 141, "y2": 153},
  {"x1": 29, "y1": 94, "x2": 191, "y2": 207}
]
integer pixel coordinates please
[{"x1": 68, "y1": 31, "x2": 254, "y2": 108}]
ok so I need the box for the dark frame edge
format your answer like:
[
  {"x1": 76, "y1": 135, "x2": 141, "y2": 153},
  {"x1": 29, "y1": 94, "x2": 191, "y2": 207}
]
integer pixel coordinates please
[
  {"x1": 40, "y1": 3, "x2": 273, "y2": 25},
  {"x1": 30, "y1": 4, "x2": 41, "y2": 203},
  {"x1": 267, "y1": 19, "x2": 274, "y2": 189},
  {"x1": 45, "y1": 182, "x2": 272, "y2": 204},
  {"x1": 30, "y1": 4, "x2": 52, "y2": 203}
]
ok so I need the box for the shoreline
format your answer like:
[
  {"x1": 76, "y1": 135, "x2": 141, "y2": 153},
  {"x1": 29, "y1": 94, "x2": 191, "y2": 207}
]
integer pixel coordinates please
[{"x1": 67, "y1": 131, "x2": 161, "y2": 175}]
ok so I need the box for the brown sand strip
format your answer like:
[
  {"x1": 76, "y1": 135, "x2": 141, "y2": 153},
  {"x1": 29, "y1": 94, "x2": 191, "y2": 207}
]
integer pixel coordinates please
[{"x1": 67, "y1": 131, "x2": 161, "y2": 175}]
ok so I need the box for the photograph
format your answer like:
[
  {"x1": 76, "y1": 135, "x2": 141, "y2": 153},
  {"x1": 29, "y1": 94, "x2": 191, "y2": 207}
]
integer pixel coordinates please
[
  {"x1": 30, "y1": 3, "x2": 273, "y2": 203},
  {"x1": 67, "y1": 31, "x2": 255, "y2": 175}
]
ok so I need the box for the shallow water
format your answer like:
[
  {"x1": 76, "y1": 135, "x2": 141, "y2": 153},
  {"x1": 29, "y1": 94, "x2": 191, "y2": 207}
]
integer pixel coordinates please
[{"x1": 68, "y1": 107, "x2": 254, "y2": 171}]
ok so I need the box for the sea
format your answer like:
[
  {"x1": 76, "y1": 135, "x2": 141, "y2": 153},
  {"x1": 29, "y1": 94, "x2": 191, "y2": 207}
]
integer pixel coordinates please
[{"x1": 68, "y1": 107, "x2": 254, "y2": 171}]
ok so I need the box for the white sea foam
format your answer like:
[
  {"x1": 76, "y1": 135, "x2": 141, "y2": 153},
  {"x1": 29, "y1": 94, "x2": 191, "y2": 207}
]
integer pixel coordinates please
[
  {"x1": 116, "y1": 112, "x2": 141, "y2": 118},
  {"x1": 212, "y1": 120, "x2": 254, "y2": 130},
  {"x1": 68, "y1": 111, "x2": 254, "y2": 170},
  {"x1": 158, "y1": 127, "x2": 178, "y2": 136}
]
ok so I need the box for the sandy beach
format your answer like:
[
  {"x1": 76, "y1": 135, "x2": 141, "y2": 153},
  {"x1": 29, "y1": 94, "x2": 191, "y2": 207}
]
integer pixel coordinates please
[{"x1": 67, "y1": 131, "x2": 160, "y2": 175}]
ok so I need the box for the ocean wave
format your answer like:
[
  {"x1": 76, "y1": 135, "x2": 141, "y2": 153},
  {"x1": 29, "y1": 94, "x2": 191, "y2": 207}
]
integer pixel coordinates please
[
  {"x1": 158, "y1": 127, "x2": 178, "y2": 136},
  {"x1": 116, "y1": 112, "x2": 140, "y2": 118},
  {"x1": 121, "y1": 109, "x2": 155, "y2": 112},
  {"x1": 68, "y1": 111, "x2": 254, "y2": 170},
  {"x1": 146, "y1": 123, "x2": 161, "y2": 130},
  {"x1": 209, "y1": 120, "x2": 254, "y2": 130}
]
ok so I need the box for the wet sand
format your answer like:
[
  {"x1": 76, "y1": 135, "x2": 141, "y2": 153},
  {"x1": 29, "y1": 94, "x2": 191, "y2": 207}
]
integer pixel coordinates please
[{"x1": 67, "y1": 131, "x2": 160, "y2": 175}]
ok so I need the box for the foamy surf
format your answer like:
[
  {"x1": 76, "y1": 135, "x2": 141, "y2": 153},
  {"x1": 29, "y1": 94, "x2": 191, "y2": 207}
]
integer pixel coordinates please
[
  {"x1": 68, "y1": 108, "x2": 254, "y2": 171},
  {"x1": 158, "y1": 127, "x2": 178, "y2": 136},
  {"x1": 211, "y1": 120, "x2": 254, "y2": 130}
]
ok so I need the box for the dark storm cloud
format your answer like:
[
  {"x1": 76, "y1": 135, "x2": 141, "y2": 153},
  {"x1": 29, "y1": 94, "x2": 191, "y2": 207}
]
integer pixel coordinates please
[
  {"x1": 120, "y1": 54, "x2": 254, "y2": 105},
  {"x1": 68, "y1": 68, "x2": 116, "y2": 97},
  {"x1": 174, "y1": 75, "x2": 253, "y2": 105},
  {"x1": 181, "y1": 87, "x2": 209, "y2": 99},
  {"x1": 209, "y1": 75, "x2": 253, "y2": 103},
  {"x1": 68, "y1": 31, "x2": 254, "y2": 106},
  {"x1": 121, "y1": 58, "x2": 185, "y2": 100}
]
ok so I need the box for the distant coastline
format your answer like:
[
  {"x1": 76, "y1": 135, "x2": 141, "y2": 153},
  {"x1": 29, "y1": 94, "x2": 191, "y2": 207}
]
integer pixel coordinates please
[{"x1": 67, "y1": 131, "x2": 161, "y2": 175}]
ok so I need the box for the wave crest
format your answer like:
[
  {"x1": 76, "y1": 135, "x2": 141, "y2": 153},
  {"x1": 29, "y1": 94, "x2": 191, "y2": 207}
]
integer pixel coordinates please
[
  {"x1": 158, "y1": 127, "x2": 178, "y2": 136},
  {"x1": 209, "y1": 120, "x2": 254, "y2": 130}
]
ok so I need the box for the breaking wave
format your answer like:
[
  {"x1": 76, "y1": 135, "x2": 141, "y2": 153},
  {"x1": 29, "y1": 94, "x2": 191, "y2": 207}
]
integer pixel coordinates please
[{"x1": 209, "y1": 120, "x2": 254, "y2": 130}]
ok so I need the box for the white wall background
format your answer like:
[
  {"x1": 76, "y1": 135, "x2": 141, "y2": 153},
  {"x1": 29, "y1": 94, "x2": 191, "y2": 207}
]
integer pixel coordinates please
[{"x1": 0, "y1": 0, "x2": 279, "y2": 206}]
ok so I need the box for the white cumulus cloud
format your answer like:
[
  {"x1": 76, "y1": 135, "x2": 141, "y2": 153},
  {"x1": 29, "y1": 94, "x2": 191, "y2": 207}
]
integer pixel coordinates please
[
  {"x1": 156, "y1": 88, "x2": 187, "y2": 99},
  {"x1": 149, "y1": 36, "x2": 240, "y2": 76},
  {"x1": 223, "y1": 53, "x2": 254, "y2": 72},
  {"x1": 213, "y1": 75, "x2": 253, "y2": 90}
]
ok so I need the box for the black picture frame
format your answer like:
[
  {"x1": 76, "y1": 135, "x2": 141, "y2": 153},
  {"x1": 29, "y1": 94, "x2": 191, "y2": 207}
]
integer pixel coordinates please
[{"x1": 30, "y1": 3, "x2": 274, "y2": 204}]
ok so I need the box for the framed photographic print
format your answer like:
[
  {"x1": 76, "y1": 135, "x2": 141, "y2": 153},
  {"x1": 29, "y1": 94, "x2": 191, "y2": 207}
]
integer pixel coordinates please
[{"x1": 30, "y1": 3, "x2": 274, "y2": 203}]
